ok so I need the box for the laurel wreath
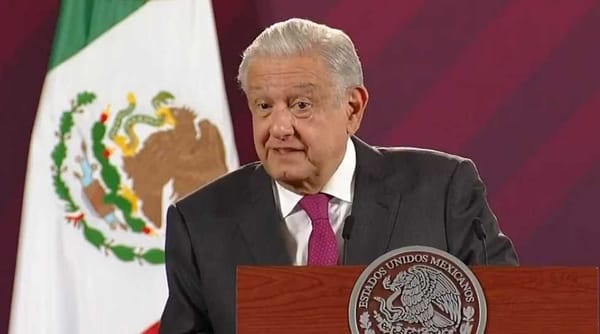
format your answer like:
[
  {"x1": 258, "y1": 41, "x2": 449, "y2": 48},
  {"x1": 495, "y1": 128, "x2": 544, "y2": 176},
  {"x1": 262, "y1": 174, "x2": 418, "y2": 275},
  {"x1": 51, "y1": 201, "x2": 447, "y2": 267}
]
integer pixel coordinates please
[
  {"x1": 50, "y1": 91, "x2": 165, "y2": 265},
  {"x1": 91, "y1": 120, "x2": 146, "y2": 232},
  {"x1": 359, "y1": 311, "x2": 375, "y2": 334}
]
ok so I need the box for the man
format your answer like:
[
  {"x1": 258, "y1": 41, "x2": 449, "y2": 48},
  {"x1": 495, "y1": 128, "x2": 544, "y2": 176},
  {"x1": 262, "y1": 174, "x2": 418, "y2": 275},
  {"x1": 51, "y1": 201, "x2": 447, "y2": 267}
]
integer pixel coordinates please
[{"x1": 160, "y1": 18, "x2": 517, "y2": 333}]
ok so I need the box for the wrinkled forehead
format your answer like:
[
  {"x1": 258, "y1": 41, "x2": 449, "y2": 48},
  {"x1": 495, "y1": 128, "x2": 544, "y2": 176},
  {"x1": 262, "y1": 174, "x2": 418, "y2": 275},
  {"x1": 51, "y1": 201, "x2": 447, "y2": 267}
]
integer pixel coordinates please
[
  {"x1": 247, "y1": 82, "x2": 320, "y2": 97},
  {"x1": 244, "y1": 54, "x2": 345, "y2": 101},
  {"x1": 246, "y1": 61, "x2": 329, "y2": 96}
]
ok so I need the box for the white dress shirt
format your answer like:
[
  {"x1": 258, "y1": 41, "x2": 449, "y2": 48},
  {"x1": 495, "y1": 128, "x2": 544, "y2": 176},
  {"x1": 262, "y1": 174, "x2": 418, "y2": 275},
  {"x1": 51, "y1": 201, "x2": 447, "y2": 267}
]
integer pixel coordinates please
[{"x1": 273, "y1": 138, "x2": 356, "y2": 265}]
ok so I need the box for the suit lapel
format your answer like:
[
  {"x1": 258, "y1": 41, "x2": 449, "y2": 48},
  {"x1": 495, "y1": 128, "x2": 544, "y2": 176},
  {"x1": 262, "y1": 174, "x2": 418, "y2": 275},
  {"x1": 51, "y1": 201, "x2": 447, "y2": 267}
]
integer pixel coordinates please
[
  {"x1": 236, "y1": 137, "x2": 412, "y2": 266},
  {"x1": 346, "y1": 137, "x2": 409, "y2": 264},
  {"x1": 237, "y1": 166, "x2": 291, "y2": 265}
]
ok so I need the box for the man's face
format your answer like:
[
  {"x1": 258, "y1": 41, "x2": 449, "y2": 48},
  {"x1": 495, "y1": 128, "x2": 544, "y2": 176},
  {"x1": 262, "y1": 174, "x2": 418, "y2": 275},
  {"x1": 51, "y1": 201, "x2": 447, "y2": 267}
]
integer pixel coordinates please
[{"x1": 245, "y1": 54, "x2": 365, "y2": 193}]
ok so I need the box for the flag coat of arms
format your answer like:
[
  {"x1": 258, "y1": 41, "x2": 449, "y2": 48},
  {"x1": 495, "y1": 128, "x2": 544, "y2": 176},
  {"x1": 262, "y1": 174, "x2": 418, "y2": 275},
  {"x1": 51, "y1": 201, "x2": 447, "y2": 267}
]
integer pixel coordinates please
[{"x1": 10, "y1": 1, "x2": 238, "y2": 333}]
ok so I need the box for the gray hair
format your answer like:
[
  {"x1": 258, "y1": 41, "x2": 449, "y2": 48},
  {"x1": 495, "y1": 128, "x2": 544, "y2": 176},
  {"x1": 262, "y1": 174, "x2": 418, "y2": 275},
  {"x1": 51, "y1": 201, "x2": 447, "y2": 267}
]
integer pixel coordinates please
[{"x1": 237, "y1": 18, "x2": 364, "y2": 93}]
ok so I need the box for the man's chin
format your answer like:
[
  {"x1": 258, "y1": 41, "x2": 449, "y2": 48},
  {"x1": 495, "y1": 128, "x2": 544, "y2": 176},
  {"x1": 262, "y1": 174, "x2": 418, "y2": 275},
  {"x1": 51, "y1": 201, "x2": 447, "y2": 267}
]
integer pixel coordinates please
[
  {"x1": 270, "y1": 169, "x2": 308, "y2": 186},
  {"x1": 275, "y1": 172, "x2": 305, "y2": 184}
]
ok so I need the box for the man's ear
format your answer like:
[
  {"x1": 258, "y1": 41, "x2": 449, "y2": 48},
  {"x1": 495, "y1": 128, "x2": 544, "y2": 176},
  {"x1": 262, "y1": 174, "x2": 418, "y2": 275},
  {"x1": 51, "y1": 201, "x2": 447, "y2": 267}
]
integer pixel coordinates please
[{"x1": 346, "y1": 86, "x2": 369, "y2": 135}]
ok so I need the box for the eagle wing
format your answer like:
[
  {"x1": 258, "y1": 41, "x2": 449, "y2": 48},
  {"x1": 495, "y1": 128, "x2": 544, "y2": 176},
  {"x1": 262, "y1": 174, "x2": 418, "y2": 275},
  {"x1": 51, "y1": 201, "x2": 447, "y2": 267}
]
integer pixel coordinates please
[
  {"x1": 396, "y1": 265, "x2": 463, "y2": 329},
  {"x1": 417, "y1": 265, "x2": 462, "y2": 325}
]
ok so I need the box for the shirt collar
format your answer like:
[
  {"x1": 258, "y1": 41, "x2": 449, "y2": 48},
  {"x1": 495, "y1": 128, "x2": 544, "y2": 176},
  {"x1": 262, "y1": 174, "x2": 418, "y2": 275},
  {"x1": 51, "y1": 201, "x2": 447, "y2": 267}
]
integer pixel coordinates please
[{"x1": 275, "y1": 138, "x2": 356, "y2": 218}]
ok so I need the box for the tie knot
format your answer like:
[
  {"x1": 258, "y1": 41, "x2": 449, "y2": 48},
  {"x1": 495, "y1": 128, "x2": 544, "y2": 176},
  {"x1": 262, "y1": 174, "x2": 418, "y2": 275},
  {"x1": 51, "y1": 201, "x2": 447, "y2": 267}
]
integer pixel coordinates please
[{"x1": 299, "y1": 193, "x2": 330, "y2": 221}]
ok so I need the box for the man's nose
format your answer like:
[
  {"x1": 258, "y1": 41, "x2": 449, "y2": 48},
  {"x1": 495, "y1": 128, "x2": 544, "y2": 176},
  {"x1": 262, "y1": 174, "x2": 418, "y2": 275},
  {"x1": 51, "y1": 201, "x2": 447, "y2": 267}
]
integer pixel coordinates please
[{"x1": 269, "y1": 105, "x2": 294, "y2": 139}]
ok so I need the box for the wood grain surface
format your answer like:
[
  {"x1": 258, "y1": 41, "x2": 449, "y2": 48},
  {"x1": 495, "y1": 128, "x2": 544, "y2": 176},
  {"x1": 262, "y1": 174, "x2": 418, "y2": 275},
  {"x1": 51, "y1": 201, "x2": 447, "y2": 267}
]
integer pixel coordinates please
[{"x1": 237, "y1": 266, "x2": 598, "y2": 333}]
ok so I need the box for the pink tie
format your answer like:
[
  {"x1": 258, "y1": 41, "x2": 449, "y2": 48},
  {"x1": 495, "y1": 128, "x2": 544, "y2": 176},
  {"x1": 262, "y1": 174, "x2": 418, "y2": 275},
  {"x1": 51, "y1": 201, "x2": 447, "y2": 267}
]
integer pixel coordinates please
[{"x1": 299, "y1": 193, "x2": 338, "y2": 265}]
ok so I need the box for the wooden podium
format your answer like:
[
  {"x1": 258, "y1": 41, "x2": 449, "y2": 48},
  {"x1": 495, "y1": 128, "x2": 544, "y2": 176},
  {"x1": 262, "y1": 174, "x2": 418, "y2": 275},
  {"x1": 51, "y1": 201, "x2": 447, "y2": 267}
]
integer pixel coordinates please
[{"x1": 238, "y1": 266, "x2": 598, "y2": 333}]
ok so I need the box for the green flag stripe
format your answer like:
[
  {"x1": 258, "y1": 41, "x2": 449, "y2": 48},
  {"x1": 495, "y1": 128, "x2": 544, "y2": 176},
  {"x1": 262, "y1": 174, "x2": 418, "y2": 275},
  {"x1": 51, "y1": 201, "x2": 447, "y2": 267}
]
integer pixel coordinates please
[{"x1": 49, "y1": 0, "x2": 147, "y2": 70}]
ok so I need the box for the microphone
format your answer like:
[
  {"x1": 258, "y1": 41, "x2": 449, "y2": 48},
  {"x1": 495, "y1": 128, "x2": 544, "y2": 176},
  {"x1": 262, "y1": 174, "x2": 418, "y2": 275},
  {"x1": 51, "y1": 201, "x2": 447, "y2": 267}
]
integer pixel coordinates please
[
  {"x1": 472, "y1": 217, "x2": 488, "y2": 265},
  {"x1": 342, "y1": 215, "x2": 355, "y2": 265}
]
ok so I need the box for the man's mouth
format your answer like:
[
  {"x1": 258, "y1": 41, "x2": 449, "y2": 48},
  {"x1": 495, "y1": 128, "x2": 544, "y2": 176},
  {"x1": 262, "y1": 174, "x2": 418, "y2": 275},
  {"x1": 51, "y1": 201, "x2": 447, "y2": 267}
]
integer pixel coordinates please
[{"x1": 272, "y1": 148, "x2": 303, "y2": 154}]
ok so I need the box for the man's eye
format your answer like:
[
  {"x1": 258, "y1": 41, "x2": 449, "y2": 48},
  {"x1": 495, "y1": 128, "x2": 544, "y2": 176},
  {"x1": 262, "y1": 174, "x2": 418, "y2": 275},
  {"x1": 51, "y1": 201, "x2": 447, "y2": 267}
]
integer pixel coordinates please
[
  {"x1": 257, "y1": 103, "x2": 271, "y2": 110},
  {"x1": 296, "y1": 102, "x2": 310, "y2": 109},
  {"x1": 291, "y1": 101, "x2": 312, "y2": 115}
]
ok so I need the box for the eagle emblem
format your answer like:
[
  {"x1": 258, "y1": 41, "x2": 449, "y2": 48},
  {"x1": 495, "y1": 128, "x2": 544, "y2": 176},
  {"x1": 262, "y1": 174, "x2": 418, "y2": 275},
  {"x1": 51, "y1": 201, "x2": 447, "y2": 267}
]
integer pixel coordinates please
[
  {"x1": 375, "y1": 265, "x2": 461, "y2": 331},
  {"x1": 50, "y1": 91, "x2": 229, "y2": 264},
  {"x1": 349, "y1": 246, "x2": 486, "y2": 334}
]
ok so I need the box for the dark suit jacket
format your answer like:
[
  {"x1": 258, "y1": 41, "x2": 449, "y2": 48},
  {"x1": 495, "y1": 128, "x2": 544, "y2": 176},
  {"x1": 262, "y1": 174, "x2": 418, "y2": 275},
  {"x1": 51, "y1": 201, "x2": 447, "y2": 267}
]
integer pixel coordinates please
[{"x1": 159, "y1": 137, "x2": 518, "y2": 334}]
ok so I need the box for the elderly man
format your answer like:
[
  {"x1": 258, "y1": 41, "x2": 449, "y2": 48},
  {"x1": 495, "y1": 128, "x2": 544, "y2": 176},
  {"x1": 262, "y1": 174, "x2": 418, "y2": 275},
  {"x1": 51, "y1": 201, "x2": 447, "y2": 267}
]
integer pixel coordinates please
[{"x1": 160, "y1": 18, "x2": 517, "y2": 333}]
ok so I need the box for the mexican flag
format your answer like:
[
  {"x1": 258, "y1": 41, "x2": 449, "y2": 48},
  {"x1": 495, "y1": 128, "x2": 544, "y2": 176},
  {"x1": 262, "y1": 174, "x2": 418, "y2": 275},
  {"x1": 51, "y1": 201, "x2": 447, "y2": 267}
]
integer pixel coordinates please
[{"x1": 10, "y1": 1, "x2": 238, "y2": 333}]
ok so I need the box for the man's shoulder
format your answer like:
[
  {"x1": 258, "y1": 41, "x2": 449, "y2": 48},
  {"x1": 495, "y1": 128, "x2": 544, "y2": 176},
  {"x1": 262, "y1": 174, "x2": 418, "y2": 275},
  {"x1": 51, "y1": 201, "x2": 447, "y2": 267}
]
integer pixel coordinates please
[
  {"x1": 176, "y1": 161, "x2": 261, "y2": 210},
  {"x1": 374, "y1": 145, "x2": 471, "y2": 167},
  {"x1": 365, "y1": 145, "x2": 478, "y2": 191}
]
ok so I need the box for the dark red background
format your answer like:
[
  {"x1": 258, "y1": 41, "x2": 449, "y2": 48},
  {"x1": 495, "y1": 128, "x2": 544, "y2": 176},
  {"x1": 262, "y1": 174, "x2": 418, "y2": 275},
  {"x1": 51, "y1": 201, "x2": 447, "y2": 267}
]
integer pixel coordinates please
[{"x1": 2, "y1": 1, "x2": 599, "y2": 331}]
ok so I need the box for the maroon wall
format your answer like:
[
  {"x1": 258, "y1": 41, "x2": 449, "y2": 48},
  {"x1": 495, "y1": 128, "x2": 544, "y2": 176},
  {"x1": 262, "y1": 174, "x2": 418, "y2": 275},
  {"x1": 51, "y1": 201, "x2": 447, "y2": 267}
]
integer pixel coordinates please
[
  {"x1": 1, "y1": 0, "x2": 61, "y2": 331},
  {"x1": 2, "y1": 0, "x2": 599, "y2": 332}
]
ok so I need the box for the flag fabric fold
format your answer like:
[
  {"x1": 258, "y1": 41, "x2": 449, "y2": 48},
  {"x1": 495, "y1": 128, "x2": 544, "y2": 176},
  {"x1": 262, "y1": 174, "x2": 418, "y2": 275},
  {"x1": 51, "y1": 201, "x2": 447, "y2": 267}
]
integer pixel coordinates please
[{"x1": 10, "y1": 1, "x2": 237, "y2": 332}]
